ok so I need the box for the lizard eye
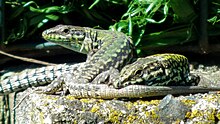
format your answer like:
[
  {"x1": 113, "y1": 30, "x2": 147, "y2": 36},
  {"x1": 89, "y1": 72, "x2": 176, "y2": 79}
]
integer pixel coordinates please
[
  {"x1": 134, "y1": 69, "x2": 143, "y2": 76},
  {"x1": 63, "y1": 29, "x2": 70, "y2": 33}
]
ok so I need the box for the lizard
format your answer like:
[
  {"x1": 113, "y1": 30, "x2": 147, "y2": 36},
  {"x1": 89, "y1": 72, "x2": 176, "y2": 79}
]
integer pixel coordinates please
[
  {"x1": 1, "y1": 25, "x2": 220, "y2": 98},
  {"x1": 2, "y1": 52, "x2": 218, "y2": 98},
  {"x1": 40, "y1": 24, "x2": 134, "y2": 93},
  {"x1": 0, "y1": 24, "x2": 134, "y2": 95},
  {"x1": 35, "y1": 25, "x2": 220, "y2": 98},
  {"x1": 57, "y1": 84, "x2": 220, "y2": 99},
  {"x1": 92, "y1": 53, "x2": 199, "y2": 89}
]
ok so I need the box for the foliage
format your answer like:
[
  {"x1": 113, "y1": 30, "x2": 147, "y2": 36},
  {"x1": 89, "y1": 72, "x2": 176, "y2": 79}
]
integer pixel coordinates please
[
  {"x1": 5, "y1": 1, "x2": 74, "y2": 44},
  {"x1": 3, "y1": 0, "x2": 220, "y2": 55}
]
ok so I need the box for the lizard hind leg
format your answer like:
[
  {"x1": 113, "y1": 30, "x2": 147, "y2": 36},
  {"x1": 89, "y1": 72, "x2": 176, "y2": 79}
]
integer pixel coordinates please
[{"x1": 186, "y1": 73, "x2": 200, "y2": 86}]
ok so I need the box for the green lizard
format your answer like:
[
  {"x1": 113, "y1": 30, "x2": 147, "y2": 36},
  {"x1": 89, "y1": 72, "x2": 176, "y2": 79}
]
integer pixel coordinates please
[
  {"x1": 41, "y1": 25, "x2": 134, "y2": 93},
  {"x1": 39, "y1": 25, "x2": 202, "y2": 95}
]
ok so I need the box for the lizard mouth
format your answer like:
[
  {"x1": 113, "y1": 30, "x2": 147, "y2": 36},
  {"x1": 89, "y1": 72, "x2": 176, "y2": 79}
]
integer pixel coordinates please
[
  {"x1": 42, "y1": 32, "x2": 70, "y2": 42},
  {"x1": 42, "y1": 32, "x2": 88, "y2": 54}
]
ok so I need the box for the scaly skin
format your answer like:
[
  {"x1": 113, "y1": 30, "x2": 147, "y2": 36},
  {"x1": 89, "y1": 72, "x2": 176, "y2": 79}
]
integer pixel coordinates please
[
  {"x1": 36, "y1": 53, "x2": 220, "y2": 99},
  {"x1": 112, "y1": 53, "x2": 196, "y2": 88},
  {"x1": 55, "y1": 83, "x2": 220, "y2": 99},
  {"x1": 42, "y1": 25, "x2": 133, "y2": 84},
  {"x1": 0, "y1": 63, "x2": 82, "y2": 95}
]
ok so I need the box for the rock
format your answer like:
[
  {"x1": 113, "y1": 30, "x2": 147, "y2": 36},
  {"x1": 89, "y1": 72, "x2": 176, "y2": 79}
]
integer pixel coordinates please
[
  {"x1": 158, "y1": 94, "x2": 189, "y2": 123},
  {"x1": 12, "y1": 89, "x2": 220, "y2": 124}
]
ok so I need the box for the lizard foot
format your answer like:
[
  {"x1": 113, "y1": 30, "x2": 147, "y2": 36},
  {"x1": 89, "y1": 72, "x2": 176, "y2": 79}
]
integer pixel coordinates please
[{"x1": 34, "y1": 75, "x2": 65, "y2": 94}]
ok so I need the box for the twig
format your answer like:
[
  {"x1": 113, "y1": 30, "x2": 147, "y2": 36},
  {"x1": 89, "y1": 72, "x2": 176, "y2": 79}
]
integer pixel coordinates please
[
  {"x1": 0, "y1": 50, "x2": 56, "y2": 66},
  {"x1": 12, "y1": 89, "x2": 36, "y2": 110}
]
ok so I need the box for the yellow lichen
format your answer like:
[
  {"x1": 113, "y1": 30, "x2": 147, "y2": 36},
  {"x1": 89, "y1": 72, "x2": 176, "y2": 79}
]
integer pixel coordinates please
[
  {"x1": 108, "y1": 110, "x2": 122, "y2": 123},
  {"x1": 202, "y1": 94, "x2": 219, "y2": 103},
  {"x1": 216, "y1": 111, "x2": 220, "y2": 120},
  {"x1": 125, "y1": 114, "x2": 137, "y2": 123},
  {"x1": 80, "y1": 98, "x2": 100, "y2": 104},
  {"x1": 185, "y1": 111, "x2": 192, "y2": 118},
  {"x1": 145, "y1": 108, "x2": 159, "y2": 119},
  {"x1": 65, "y1": 95, "x2": 77, "y2": 100},
  {"x1": 206, "y1": 108, "x2": 216, "y2": 121},
  {"x1": 46, "y1": 95, "x2": 59, "y2": 100},
  {"x1": 90, "y1": 104, "x2": 100, "y2": 113},
  {"x1": 180, "y1": 99, "x2": 196, "y2": 106},
  {"x1": 136, "y1": 99, "x2": 160, "y2": 106},
  {"x1": 98, "y1": 99, "x2": 104, "y2": 103},
  {"x1": 186, "y1": 109, "x2": 216, "y2": 121},
  {"x1": 125, "y1": 102, "x2": 133, "y2": 109},
  {"x1": 186, "y1": 110, "x2": 203, "y2": 119}
]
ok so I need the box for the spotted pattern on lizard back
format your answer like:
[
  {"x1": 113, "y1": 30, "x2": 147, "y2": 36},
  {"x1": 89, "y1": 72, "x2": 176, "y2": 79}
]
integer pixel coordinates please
[{"x1": 112, "y1": 53, "x2": 199, "y2": 88}]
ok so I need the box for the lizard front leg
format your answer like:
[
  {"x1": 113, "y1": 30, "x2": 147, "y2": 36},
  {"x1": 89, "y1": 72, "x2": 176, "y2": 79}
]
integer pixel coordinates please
[{"x1": 91, "y1": 68, "x2": 120, "y2": 85}]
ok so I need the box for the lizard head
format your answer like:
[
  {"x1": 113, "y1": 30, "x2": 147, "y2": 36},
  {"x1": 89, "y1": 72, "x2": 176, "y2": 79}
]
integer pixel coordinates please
[
  {"x1": 113, "y1": 57, "x2": 162, "y2": 88},
  {"x1": 42, "y1": 25, "x2": 89, "y2": 54},
  {"x1": 113, "y1": 58, "x2": 148, "y2": 88}
]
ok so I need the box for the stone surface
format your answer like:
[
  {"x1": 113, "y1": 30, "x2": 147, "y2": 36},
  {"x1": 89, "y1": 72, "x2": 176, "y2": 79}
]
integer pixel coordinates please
[{"x1": 12, "y1": 89, "x2": 220, "y2": 124}]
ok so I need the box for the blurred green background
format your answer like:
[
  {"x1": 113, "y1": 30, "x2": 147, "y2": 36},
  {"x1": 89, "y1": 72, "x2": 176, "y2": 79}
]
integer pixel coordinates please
[{"x1": 1, "y1": 0, "x2": 220, "y2": 56}]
